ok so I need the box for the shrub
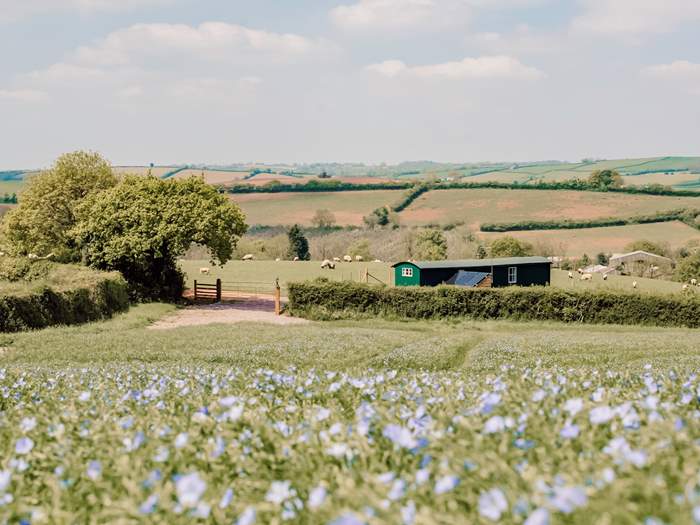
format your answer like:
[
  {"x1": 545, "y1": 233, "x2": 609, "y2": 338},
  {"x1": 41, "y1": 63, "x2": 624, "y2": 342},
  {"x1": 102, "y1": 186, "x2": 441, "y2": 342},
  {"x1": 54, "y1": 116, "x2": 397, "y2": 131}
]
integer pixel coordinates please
[
  {"x1": 288, "y1": 280, "x2": 700, "y2": 328},
  {"x1": 490, "y1": 236, "x2": 533, "y2": 257},
  {"x1": 0, "y1": 274, "x2": 129, "y2": 333}
]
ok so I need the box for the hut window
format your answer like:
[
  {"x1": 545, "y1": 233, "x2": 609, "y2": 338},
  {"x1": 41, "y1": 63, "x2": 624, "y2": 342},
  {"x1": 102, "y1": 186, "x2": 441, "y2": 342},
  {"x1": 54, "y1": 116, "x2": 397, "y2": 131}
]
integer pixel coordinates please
[
  {"x1": 508, "y1": 266, "x2": 517, "y2": 284},
  {"x1": 402, "y1": 267, "x2": 414, "y2": 278}
]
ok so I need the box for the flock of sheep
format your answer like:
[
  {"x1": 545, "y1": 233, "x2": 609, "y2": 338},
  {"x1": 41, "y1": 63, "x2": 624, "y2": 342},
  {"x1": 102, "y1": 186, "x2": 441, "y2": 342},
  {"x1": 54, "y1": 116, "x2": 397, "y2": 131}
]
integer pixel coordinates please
[
  {"x1": 568, "y1": 267, "x2": 699, "y2": 291},
  {"x1": 198, "y1": 254, "x2": 381, "y2": 274},
  {"x1": 0, "y1": 252, "x2": 54, "y2": 260}
]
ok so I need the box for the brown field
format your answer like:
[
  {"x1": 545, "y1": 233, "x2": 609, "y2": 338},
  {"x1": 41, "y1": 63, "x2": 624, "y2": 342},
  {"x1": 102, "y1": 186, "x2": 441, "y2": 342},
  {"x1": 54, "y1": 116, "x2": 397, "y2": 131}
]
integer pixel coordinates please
[
  {"x1": 400, "y1": 188, "x2": 700, "y2": 228},
  {"x1": 622, "y1": 172, "x2": 700, "y2": 188},
  {"x1": 230, "y1": 191, "x2": 399, "y2": 226},
  {"x1": 246, "y1": 173, "x2": 308, "y2": 186},
  {"x1": 171, "y1": 169, "x2": 251, "y2": 184},
  {"x1": 112, "y1": 166, "x2": 174, "y2": 177},
  {"x1": 479, "y1": 221, "x2": 700, "y2": 256},
  {"x1": 0, "y1": 204, "x2": 14, "y2": 217}
]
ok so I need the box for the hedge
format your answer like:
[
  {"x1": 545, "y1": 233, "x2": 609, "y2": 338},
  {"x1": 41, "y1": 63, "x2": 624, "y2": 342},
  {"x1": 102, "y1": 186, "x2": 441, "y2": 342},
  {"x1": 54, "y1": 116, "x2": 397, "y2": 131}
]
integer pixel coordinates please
[
  {"x1": 288, "y1": 280, "x2": 700, "y2": 328},
  {"x1": 0, "y1": 275, "x2": 130, "y2": 333}
]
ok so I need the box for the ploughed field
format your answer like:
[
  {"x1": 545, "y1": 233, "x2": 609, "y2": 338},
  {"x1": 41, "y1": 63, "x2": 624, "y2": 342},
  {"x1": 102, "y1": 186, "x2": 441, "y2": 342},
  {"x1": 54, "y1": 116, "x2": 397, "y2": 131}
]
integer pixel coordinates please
[{"x1": 2, "y1": 305, "x2": 700, "y2": 523}]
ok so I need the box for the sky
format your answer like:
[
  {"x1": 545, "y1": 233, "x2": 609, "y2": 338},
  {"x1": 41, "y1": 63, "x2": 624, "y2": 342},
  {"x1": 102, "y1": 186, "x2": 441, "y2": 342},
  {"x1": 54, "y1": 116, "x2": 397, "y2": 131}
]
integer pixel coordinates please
[{"x1": 0, "y1": 0, "x2": 699, "y2": 169}]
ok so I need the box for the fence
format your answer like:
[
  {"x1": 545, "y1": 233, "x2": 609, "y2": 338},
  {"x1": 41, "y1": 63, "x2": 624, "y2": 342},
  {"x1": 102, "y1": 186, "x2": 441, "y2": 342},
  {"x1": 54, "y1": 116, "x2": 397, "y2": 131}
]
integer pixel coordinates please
[{"x1": 193, "y1": 279, "x2": 282, "y2": 315}]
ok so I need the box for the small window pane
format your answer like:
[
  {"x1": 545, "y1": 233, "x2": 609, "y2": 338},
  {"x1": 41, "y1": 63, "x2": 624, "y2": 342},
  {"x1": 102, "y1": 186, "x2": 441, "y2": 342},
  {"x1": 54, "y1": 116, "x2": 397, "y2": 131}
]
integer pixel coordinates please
[
  {"x1": 402, "y1": 267, "x2": 413, "y2": 278},
  {"x1": 508, "y1": 266, "x2": 517, "y2": 284}
]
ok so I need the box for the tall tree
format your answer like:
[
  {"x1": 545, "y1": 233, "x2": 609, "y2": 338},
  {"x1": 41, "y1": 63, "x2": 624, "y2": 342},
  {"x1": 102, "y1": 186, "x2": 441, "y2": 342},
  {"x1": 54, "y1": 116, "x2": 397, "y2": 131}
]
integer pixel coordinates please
[
  {"x1": 490, "y1": 236, "x2": 533, "y2": 258},
  {"x1": 311, "y1": 209, "x2": 336, "y2": 229},
  {"x1": 414, "y1": 229, "x2": 447, "y2": 260},
  {"x1": 2, "y1": 151, "x2": 116, "y2": 259},
  {"x1": 71, "y1": 176, "x2": 247, "y2": 301},
  {"x1": 588, "y1": 169, "x2": 623, "y2": 189},
  {"x1": 287, "y1": 224, "x2": 310, "y2": 261}
]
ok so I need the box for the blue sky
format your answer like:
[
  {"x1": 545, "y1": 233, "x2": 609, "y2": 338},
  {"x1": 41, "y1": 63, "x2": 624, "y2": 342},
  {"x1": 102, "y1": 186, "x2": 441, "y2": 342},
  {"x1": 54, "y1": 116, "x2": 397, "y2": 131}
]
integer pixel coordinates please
[{"x1": 1, "y1": 0, "x2": 699, "y2": 169}]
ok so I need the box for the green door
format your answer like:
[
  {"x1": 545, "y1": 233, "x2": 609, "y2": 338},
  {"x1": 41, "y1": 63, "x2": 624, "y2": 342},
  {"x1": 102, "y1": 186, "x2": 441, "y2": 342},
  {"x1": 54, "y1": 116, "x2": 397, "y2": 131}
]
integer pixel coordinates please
[{"x1": 394, "y1": 263, "x2": 420, "y2": 286}]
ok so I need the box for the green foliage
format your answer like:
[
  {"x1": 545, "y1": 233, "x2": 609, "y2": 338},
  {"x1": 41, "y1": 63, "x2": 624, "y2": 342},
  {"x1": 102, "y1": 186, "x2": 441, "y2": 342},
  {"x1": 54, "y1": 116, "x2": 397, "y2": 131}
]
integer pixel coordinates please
[
  {"x1": 0, "y1": 257, "x2": 53, "y2": 282},
  {"x1": 289, "y1": 280, "x2": 700, "y2": 328},
  {"x1": 72, "y1": 176, "x2": 247, "y2": 301},
  {"x1": 475, "y1": 245, "x2": 487, "y2": 259},
  {"x1": 0, "y1": 192, "x2": 17, "y2": 204},
  {"x1": 414, "y1": 229, "x2": 447, "y2": 260},
  {"x1": 348, "y1": 239, "x2": 372, "y2": 261},
  {"x1": 287, "y1": 224, "x2": 310, "y2": 261},
  {"x1": 225, "y1": 179, "x2": 411, "y2": 193},
  {"x1": 1, "y1": 151, "x2": 117, "y2": 260},
  {"x1": 311, "y1": 209, "x2": 337, "y2": 229},
  {"x1": 674, "y1": 253, "x2": 700, "y2": 282},
  {"x1": 588, "y1": 169, "x2": 623, "y2": 189},
  {"x1": 490, "y1": 236, "x2": 533, "y2": 257},
  {"x1": 596, "y1": 252, "x2": 610, "y2": 265},
  {"x1": 624, "y1": 239, "x2": 669, "y2": 257},
  {"x1": 0, "y1": 274, "x2": 129, "y2": 332}
]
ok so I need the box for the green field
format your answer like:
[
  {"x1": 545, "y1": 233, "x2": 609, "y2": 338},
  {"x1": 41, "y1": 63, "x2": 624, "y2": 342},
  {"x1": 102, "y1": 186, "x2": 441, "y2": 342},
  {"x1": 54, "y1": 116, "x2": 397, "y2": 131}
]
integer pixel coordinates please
[
  {"x1": 230, "y1": 190, "x2": 400, "y2": 226},
  {"x1": 399, "y1": 188, "x2": 700, "y2": 229},
  {"x1": 3, "y1": 305, "x2": 700, "y2": 522}
]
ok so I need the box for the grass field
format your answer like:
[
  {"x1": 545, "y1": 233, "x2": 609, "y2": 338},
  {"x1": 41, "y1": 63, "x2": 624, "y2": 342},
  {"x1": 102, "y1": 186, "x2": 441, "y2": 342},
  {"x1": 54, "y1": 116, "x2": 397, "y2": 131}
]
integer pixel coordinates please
[
  {"x1": 2, "y1": 305, "x2": 700, "y2": 522},
  {"x1": 399, "y1": 188, "x2": 700, "y2": 229},
  {"x1": 0, "y1": 180, "x2": 24, "y2": 195},
  {"x1": 230, "y1": 191, "x2": 400, "y2": 226},
  {"x1": 171, "y1": 169, "x2": 251, "y2": 184},
  {"x1": 479, "y1": 220, "x2": 700, "y2": 256}
]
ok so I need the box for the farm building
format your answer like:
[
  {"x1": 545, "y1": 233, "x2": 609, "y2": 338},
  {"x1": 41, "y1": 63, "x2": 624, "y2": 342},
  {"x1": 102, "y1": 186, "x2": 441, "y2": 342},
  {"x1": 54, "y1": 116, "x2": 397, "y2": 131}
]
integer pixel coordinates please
[
  {"x1": 392, "y1": 256, "x2": 551, "y2": 288},
  {"x1": 609, "y1": 250, "x2": 672, "y2": 277}
]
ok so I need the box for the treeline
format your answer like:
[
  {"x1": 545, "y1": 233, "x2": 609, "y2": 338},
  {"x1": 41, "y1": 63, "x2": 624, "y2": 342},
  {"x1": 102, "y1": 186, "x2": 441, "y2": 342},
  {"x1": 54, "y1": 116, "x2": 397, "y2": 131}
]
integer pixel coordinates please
[
  {"x1": 1, "y1": 193, "x2": 18, "y2": 204},
  {"x1": 289, "y1": 280, "x2": 700, "y2": 328},
  {"x1": 480, "y1": 208, "x2": 700, "y2": 232},
  {"x1": 222, "y1": 179, "x2": 412, "y2": 194}
]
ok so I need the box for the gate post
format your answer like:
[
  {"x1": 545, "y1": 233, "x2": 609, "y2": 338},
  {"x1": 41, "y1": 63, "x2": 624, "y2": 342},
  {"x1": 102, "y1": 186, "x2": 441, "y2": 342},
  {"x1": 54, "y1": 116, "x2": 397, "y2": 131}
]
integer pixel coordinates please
[
  {"x1": 216, "y1": 279, "x2": 222, "y2": 303},
  {"x1": 194, "y1": 280, "x2": 198, "y2": 302},
  {"x1": 274, "y1": 278, "x2": 281, "y2": 315}
]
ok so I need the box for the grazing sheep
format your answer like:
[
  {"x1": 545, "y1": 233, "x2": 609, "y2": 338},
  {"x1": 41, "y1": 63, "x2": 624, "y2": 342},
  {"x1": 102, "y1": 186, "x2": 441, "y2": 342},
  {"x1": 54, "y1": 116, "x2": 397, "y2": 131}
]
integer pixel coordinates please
[
  {"x1": 199, "y1": 267, "x2": 210, "y2": 275},
  {"x1": 373, "y1": 259, "x2": 382, "y2": 263},
  {"x1": 320, "y1": 259, "x2": 336, "y2": 270},
  {"x1": 333, "y1": 257, "x2": 341, "y2": 262},
  {"x1": 632, "y1": 281, "x2": 638, "y2": 289},
  {"x1": 683, "y1": 284, "x2": 690, "y2": 291},
  {"x1": 577, "y1": 268, "x2": 584, "y2": 275},
  {"x1": 602, "y1": 273, "x2": 608, "y2": 281},
  {"x1": 343, "y1": 255, "x2": 352, "y2": 263},
  {"x1": 242, "y1": 254, "x2": 254, "y2": 261},
  {"x1": 568, "y1": 271, "x2": 574, "y2": 279},
  {"x1": 0, "y1": 252, "x2": 5, "y2": 257},
  {"x1": 28, "y1": 253, "x2": 39, "y2": 260},
  {"x1": 355, "y1": 255, "x2": 364, "y2": 262},
  {"x1": 293, "y1": 256, "x2": 300, "y2": 261},
  {"x1": 580, "y1": 273, "x2": 593, "y2": 281},
  {"x1": 275, "y1": 258, "x2": 281, "y2": 261},
  {"x1": 692, "y1": 278, "x2": 698, "y2": 286}
]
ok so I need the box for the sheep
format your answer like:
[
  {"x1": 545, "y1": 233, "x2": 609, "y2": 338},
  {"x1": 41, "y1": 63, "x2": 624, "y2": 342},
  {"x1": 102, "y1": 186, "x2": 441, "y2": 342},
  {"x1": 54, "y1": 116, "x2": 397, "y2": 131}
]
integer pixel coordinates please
[
  {"x1": 293, "y1": 256, "x2": 300, "y2": 261},
  {"x1": 577, "y1": 268, "x2": 584, "y2": 275},
  {"x1": 28, "y1": 253, "x2": 39, "y2": 260},
  {"x1": 580, "y1": 273, "x2": 593, "y2": 281},
  {"x1": 355, "y1": 255, "x2": 364, "y2": 262},
  {"x1": 333, "y1": 257, "x2": 341, "y2": 263},
  {"x1": 199, "y1": 267, "x2": 210, "y2": 275},
  {"x1": 568, "y1": 271, "x2": 574, "y2": 279},
  {"x1": 373, "y1": 259, "x2": 382, "y2": 263},
  {"x1": 275, "y1": 257, "x2": 281, "y2": 261},
  {"x1": 602, "y1": 273, "x2": 608, "y2": 281},
  {"x1": 683, "y1": 284, "x2": 690, "y2": 292},
  {"x1": 692, "y1": 278, "x2": 698, "y2": 286},
  {"x1": 343, "y1": 255, "x2": 352, "y2": 263},
  {"x1": 242, "y1": 254, "x2": 254, "y2": 261},
  {"x1": 632, "y1": 281, "x2": 638, "y2": 289},
  {"x1": 320, "y1": 259, "x2": 336, "y2": 270}
]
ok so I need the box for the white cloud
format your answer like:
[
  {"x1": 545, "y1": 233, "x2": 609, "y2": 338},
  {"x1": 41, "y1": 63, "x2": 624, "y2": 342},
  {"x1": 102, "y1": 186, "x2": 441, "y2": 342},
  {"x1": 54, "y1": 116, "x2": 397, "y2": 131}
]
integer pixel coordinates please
[
  {"x1": 367, "y1": 55, "x2": 544, "y2": 79},
  {"x1": 643, "y1": 60, "x2": 700, "y2": 78},
  {"x1": 572, "y1": 0, "x2": 700, "y2": 36},
  {"x1": 0, "y1": 89, "x2": 48, "y2": 103},
  {"x1": 331, "y1": 0, "x2": 470, "y2": 31},
  {"x1": 470, "y1": 25, "x2": 560, "y2": 55},
  {"x1": 0, "y1": 0, "x2": 172, "y2": 21}
]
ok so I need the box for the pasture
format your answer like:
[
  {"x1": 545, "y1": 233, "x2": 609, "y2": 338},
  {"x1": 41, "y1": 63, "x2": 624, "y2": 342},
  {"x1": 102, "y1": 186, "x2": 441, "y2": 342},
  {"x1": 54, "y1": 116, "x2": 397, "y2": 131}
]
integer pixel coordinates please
[
  {"x1": 399, "y1": 188, "x2": 700, "y2": 229},
  {"x1": 171, "y1": 169, "x2": 251, "y2": 184},
  {"x1": 230, "y1": 190, "x2": 400, "y2": 226},
  {"x1": 479, "y1": 220, "x2": 700, "y2": 257},
  {"x1": 2, "y1": 305, "x2": 700, "y2": 522}
]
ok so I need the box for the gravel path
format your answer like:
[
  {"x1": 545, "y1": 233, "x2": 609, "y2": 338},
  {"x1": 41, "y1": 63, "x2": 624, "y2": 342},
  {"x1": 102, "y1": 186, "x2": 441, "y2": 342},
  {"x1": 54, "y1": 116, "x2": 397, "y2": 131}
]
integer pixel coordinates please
[{"x1": 148, "y1": 297, "x2": 309, "y2": 330}]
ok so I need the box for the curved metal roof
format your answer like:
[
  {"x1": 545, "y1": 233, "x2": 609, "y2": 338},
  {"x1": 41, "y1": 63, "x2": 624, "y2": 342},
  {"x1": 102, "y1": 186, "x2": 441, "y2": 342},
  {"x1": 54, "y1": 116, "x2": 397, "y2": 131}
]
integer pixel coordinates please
[{"x1": 392, "y1": 256, "x2": 551, "y2": 269}]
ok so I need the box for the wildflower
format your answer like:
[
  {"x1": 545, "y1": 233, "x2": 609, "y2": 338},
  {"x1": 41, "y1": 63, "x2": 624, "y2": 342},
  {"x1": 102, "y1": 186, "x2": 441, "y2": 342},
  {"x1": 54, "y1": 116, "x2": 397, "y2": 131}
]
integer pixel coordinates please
[
  {"x1": 479, "y1": 488, "x2": 508, "y2": 521},
  {"x1": 589, "y1": 406, "x2": 614, "y2": 425},
  {"x1": 219, "y1": 488, "x2": 234, "y2": 509},
  {"x1": 560, "y1": 422, "x2": 580, "y2": 439},
  {"x1": 549, "y1": 486, "x2": 587, "y2": 513},
  {"x1": 78, "y1": 391, "x2": 91, "y2": 402},
  {"x1": 383, "y1": 424, "x2": 418, "y2": 449},
  {"x1": 15, "y1": 437, "x2": 34, "y2": 455},
  {"x1": 139, "y1": 494, "x2": 158, "y2": 515},
  {"x1": 388, "y1": 479, "x2": 407, "y2": 501},
  {"x1": 308, "y1": 486, "x2": 327, "y2": 509},
  {"x1": 415, "y1": 468, "x2": 430, "y2": 485},
  {"x1": 693, "y1": 506, "x2": 700, "y2": 524},
  {"x1": 564, "y1": 398, "x2": 584, "y2": 416},
  {"x1": 265, "y1": 481, "x2": 294, "y2": 505},
  {"x1": 19, "y1": 417, "x2": 37, "y2": 433},
  {"x1": 524, "y1": 508, "x2": 550, "y2": 525},
  {"x1": 175, "y1": 472, "x2": 207, "y2": 509},
  {"x1": 0, "y1": 471, "x2": 10, "y2": 492},
  {"x1": 174, "y1": 433, "x2": 188, "y2": 449},
  {"x1": 236, "y1": 507, "x2": 256, "y2": 525},
  {"x1": 192, "y1": 502, "x2": 211, "y2": 519},
  {"x1": 326, "y1": 443, "x2": 350, "y2": 458},
  {"x1": 86, "y1": 461, "x2": 102, "y2": 480},
  {"x1": 401, "y1": 501, "x2": 416, "y2": 525},
  {"x1": 153, "y1": 446, "x2": 169, "y2": 463},
  {"x1": 484, "y1": 415, "x2": 506, "y2": 434},
  {"x1": 434, "y1": 475, "x2": 459, "y2": 495},
  {"x1": 329, "y1": 514, "x2": 365, "y2": 525}
]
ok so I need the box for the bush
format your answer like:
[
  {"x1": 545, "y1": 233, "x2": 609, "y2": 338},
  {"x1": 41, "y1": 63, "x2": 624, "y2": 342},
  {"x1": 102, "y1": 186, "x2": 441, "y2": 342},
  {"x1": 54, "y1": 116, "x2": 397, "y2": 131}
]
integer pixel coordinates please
[
  {"x1": 0, "y1": 274, "x2": 129, "y2": 333},
  {"x1": 288, "y1": 280, "x2": 700, "y2": 328}
]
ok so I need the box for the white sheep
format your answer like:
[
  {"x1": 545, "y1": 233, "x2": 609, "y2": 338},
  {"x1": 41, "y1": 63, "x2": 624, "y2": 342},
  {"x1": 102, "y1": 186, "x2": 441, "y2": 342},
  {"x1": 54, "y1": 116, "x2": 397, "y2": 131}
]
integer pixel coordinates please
[
  {"x1": 242, "y1": 254, "x2": 254, "y2": 261},
  {"x1": 683, "y1": 284, "x2": 690, "y2": 291},
  {"x1": 320, "y1": 259, "x2": 336, "y2": 270},
  {"x1": 0, "y1": 252, "x2": 6, "y2": 257},
  {"x1": 275, "y1": 258, "x2": 281, "y2": 262},
  {"x1": 568, "y1": 271, "x2": 574, "y2": 279},
  {"x1": 355, "y1": 255, "x2": 364, "y2": 262},
  {"x1": 602, "y1": 273, "x2": 608, "y2": 281},
  {"x1": 580, "y1": 273, "x2": 593, "y2": 281},
  {"x1": 333, "y1": 257, "x2": 341, "y2": 262},
  {"x1": 343, "y1": 255, "x2": 352, "y2": 263},
  {"x1": 293, "y1": 256, "x2": 300, "y2": 261},
  {"x1": 692, "y1": 278, "x2": 698, "y2": 286},
  {"x1": 199, "y1": 267, "x2": 210, "y2": 275},
  {"x1": 373, "y1": 259, "x2": 382, "y2": 263},
  {"x1": 632, "y1": 281, "x2": 638, "y2": 289},
  {"x1": 28, "y1": 253, "x2": 39, "y2": 260},
  {"x1": 577, "y1": 268, "x2": 584, "y2": 275}
]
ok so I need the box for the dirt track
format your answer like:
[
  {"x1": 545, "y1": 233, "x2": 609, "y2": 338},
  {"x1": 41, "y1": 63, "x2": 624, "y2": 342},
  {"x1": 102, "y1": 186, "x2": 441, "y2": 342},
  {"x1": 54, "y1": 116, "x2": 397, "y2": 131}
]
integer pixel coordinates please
[{"x1": 148, "y1": 297, "x2": 309, "y2": 330}]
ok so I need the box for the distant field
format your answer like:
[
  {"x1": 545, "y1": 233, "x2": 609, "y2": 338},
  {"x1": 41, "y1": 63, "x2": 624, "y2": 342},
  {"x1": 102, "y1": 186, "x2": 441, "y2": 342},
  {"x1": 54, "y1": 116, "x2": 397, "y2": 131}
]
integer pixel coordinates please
[
  {"x1": 172, "y1": 169, "x2": 251, "y2": 184},
  {"x1": 479, "y1": 221, "x2": 700, "y2": 256},
  {"x1": 179, "y1": 260, "x2": 393, "y2": 291},
  {"x1": 112, "y1": 166, "x2": 174, "y2": 177},
  {"x1": 551, "y1": 269, "x2": 685, "y2": 294},
  {"x1": 0, "y1": 204, "x2": 14, "y2": 217},
  {"x1": 0, "y1": 180, "x2": 24, "y2": 194},
  {"x1": 622, "y1": 171, "x2": 700, "y2": 187},
  {"x1": 399, "y1": 188, "x2": 700, "y2": 228},
  {"x1": 231, "y1": 190, "x2": 399, "y2": 226}
]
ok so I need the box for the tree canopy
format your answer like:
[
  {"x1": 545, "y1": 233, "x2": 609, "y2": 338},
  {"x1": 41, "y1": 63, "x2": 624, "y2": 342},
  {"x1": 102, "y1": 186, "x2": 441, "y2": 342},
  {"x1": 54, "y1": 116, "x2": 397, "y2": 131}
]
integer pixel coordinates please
[
  {"x1": 624, "y1": 239, "x2": 669, "y2": 257},
  {"x1": 414, "y1": 229, "x2": 447, "y2": 260},
  {"x1": 287, "y1": 225, "x2": 310, "y2": 261},
  {"x1": 71, "y1": 175, "x2": 247, "y2": 300},
  {"x1": 490, "y1": 236, "x2": 534, "y2": 258},
  {"x1": 588, "y1": 169, "x2": 623, "y2": 189},
  {"x1": 2, "y1": 151, "x2": 116, "y2": 259},
  {"x1": 311, "y1": 209, "x2": 337, "y2": 229},
  {"x1": 675, "y1": 253, "x2": 700, "y2": 283}
]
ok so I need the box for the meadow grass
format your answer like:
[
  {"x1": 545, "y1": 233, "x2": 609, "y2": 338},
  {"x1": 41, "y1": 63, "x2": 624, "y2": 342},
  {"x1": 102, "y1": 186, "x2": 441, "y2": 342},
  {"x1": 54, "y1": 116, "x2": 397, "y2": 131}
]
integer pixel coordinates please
[{"x1": 3, "y1": 307, "x2": 700, "y2": 522}]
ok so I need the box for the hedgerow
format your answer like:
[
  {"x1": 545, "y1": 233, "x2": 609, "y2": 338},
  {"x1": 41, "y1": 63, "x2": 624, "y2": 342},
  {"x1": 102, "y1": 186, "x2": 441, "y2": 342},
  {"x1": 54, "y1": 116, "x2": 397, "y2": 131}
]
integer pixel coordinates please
[
  {"x1": 0, "y1": 275, "x2": 129, "y2": 332},
  {"x1": 222, "y1": 180, "x2": 412, "y2": 194},
  {"x1": 288, "y1": 280, "x2": 700, "y2": 327}
]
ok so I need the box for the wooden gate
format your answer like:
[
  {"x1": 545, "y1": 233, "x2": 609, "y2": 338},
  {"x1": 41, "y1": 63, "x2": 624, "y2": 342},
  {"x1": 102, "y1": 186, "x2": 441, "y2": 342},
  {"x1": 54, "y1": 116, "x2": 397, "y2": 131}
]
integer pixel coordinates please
[{"x1": 193, "y1": 279, "x2": 282, "y2": 315}]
